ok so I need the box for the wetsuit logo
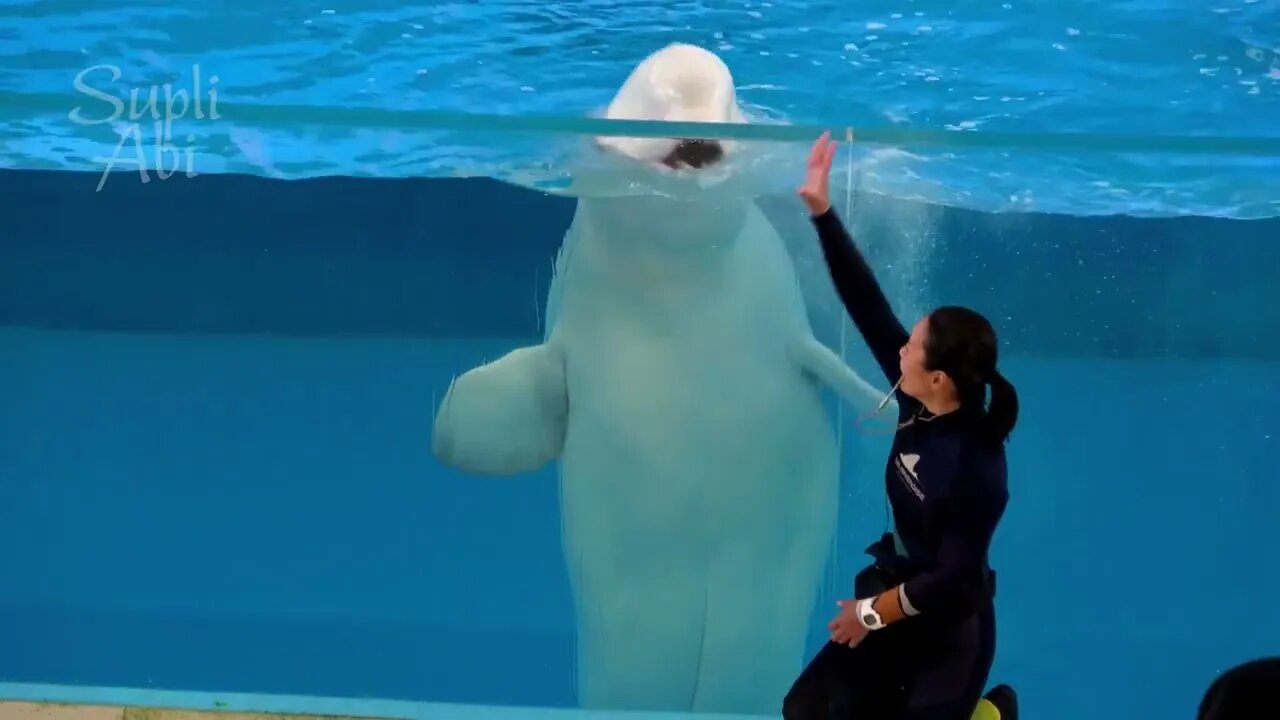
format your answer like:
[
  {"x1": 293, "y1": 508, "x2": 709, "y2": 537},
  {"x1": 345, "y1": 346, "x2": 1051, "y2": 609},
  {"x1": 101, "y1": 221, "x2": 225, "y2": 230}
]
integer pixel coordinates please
[{"x1": 895, "y1": 453, "x2": 925, "y2": 501}]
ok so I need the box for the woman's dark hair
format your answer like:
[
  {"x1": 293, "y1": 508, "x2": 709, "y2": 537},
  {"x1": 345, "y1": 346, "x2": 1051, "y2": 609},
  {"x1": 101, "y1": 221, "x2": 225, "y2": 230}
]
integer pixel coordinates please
[{"x1": 923, "y1": 305, "x2": 1019, "y2": 445}]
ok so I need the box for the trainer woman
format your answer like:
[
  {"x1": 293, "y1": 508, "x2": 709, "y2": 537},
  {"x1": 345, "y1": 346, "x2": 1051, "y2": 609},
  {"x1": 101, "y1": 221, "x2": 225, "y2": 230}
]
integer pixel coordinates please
[{"x1": 782, "y1": 131, "x2": 1019, "y2": 720}]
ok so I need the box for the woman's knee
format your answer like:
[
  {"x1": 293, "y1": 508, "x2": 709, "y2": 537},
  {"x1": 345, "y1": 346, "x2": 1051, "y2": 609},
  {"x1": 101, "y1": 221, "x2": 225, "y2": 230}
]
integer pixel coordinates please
[
  {"x1": 781, "y1": 642, "x2": 852, "y2": 720},
  {"x1": 781, "y1": 686, "x2": 824, "y2": 720}
]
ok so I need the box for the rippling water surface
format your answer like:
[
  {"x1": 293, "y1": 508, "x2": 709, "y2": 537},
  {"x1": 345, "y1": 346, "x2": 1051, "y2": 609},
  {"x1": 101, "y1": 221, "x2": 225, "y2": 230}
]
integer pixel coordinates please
[{"x1": 0, "y1": 0, "x2": 1277, "y2": 216}]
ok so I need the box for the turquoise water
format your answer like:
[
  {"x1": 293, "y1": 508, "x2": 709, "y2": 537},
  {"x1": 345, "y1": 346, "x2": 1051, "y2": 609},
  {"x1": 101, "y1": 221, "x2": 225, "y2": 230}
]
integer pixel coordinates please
[
  {"x1": 2, "y1": 169, "x2": 1278, "y2": 720},
  {"x1": 0, "y1": 0, "x2": 1278, "y2": 216},
  {"x1": 1, "y1": 2, "x2": 1280, "y2": 720}
]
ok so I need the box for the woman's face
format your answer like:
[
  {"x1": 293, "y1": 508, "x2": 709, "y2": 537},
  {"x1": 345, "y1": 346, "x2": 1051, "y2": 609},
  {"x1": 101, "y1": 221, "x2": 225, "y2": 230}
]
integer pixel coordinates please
[{"x1": 899, "y1": 317, "x2": 943, "y2": 401}]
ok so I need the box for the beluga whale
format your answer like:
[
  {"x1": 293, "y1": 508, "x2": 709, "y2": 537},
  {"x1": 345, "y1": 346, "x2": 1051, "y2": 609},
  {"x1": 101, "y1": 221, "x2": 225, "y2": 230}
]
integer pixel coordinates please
[{"x1": 431, "y1": 42, "x2": 891, "y2": 715}]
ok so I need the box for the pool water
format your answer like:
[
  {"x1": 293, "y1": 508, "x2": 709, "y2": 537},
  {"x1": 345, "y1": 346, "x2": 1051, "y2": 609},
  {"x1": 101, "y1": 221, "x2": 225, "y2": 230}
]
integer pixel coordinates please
[
  {"x1": 2, "y1": 165, "x2": 1278, "y2": 720},
  {"x1": 0, "y1": 0, "x2": 1277, "y2": 216},
  {"x1": 1, "y1": 2, "x2": 1279, "y2": 720}
]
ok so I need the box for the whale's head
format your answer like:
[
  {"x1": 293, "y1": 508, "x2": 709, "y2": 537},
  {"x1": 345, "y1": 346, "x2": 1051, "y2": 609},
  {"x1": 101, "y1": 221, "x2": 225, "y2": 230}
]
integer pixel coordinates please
[
  {"x1": 593, "y1": 43, "x2": 747, "y2": 174},
  {"x1": 572, "y1": 44, "x2": 754, "y2": 254}
]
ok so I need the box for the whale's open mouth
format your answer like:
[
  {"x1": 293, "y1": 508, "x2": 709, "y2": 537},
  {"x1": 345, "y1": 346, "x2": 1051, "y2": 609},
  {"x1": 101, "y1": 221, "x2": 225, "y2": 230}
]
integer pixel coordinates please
[
  {"x1": 588, "y1": 134, "x2": 737, "y2": 183},
  {"x1": 660, "y1": 139, "x2": 724, "y2": 170}
]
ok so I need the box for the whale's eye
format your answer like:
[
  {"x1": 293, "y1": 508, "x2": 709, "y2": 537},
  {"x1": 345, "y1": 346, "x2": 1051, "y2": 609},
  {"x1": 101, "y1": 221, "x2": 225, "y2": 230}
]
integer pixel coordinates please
[{"x1": 661, "y1": 139, "x2": 723, "y2": 169}]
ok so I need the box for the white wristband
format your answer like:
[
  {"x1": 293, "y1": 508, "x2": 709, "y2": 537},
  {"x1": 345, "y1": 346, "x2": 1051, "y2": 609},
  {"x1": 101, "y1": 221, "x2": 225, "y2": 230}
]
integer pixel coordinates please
[{"x1": 856, "y1": 597, "x2": 885, "y2": 631}]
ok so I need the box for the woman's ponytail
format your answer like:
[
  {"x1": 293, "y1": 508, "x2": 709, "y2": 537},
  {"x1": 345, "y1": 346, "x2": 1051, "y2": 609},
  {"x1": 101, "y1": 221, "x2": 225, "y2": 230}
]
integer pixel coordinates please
[
  {"x1": 984, "y1": 370, "x2": 1019, "y2": 445},
  {"x1": 923, "y1": 305, "x2": 1019, "y2": 445}
]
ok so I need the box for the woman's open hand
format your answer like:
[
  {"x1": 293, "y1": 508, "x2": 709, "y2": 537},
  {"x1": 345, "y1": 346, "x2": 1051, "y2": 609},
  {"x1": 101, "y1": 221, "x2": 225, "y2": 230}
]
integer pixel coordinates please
[
  {"x1": 829, "y1": 598, "x2": 870, "y2": 648},
  {"x1": 797, "y1": 130, "x2": 838, "y2": 217}
]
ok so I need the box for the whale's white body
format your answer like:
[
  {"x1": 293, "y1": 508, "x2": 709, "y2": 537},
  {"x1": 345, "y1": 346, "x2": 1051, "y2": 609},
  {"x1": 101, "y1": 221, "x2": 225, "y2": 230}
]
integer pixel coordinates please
[{"x1": 432, "y1": 43, "x2": 889, "y2": 715}]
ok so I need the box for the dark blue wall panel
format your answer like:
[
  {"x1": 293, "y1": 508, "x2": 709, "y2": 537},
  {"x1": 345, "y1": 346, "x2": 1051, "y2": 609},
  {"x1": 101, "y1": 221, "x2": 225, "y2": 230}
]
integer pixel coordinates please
[{"x1": 1, "y1": 167, "x2": 1277, "y2": 359}]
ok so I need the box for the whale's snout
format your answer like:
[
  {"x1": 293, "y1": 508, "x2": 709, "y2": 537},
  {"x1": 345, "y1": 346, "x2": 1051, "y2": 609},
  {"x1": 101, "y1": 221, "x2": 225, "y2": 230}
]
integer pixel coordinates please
[
  {"x1": 594, "y1": 44, "x2": 747, "y2": 171},
  {"x1": 662, "y1": 138, "x2": 723, "y2": 169}
]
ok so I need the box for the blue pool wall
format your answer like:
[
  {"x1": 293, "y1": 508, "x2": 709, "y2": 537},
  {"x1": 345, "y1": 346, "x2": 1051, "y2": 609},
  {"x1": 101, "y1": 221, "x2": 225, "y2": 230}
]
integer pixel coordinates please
[
  {"x1": 2, "y1": 168, "x2": 1276, "y2": 360},
  {"x1": 1, "y1": 167, "x2": 1278, "y2": 720}
]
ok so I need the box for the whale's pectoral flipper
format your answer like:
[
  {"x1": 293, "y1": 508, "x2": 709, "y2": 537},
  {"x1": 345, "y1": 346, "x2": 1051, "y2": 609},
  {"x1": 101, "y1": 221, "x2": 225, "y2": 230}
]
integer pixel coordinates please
[
  {"x1": 792, "y1": 335, "x2": 894, "y2": 415},
  {"x1": 432, "y1": 343, "x2": 568, "y2": 475}
]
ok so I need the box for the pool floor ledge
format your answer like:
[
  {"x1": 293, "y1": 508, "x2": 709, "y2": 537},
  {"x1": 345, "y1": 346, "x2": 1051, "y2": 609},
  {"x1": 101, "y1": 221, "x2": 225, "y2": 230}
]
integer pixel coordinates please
[{"x1": 0, "y1": 684, "x2": 772, "y2": 720}]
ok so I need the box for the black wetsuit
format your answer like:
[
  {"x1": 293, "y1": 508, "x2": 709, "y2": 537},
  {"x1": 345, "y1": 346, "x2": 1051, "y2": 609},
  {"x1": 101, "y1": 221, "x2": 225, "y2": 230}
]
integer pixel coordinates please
[{"x1": 782, "y1": 208, "x2": 1009, "y2": 720}]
